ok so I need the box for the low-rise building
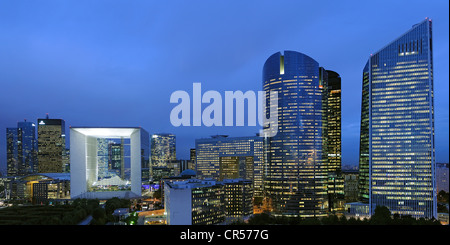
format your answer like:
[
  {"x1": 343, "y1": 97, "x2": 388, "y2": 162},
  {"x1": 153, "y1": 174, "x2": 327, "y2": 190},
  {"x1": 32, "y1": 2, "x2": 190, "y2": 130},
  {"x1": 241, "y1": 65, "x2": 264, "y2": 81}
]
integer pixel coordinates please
[
  {"x1": 344, "y1": 202, "x2": 370, "y2": 220},
  {"x1": 165, "y1": 178, "x2": 224, "y2": 225},
  {"x1": 438, "y1": 212, "x2": 449, "y2": 225},
  {"x1": 164, "y1": 178, "x2": 254, "y2": 225},
  {"x1": 5, "y1": 173, "x2": 70, "y2": 204}
]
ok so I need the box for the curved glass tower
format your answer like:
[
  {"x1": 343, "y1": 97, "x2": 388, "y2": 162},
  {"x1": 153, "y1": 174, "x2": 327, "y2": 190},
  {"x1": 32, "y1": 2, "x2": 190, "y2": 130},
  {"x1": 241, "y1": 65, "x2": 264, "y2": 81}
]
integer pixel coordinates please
[
  {"x1": 358, "y1": 19, "x2": 436, "y2": 219},
  {"x1": 262, "y1": 51, "x2": 329, "y2": 217}
]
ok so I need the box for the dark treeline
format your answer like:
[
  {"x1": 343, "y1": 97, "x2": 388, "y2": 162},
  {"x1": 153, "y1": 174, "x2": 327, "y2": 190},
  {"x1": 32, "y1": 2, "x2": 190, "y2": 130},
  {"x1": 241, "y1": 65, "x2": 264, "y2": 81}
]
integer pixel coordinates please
[
  {"x1": 232, "y1": 206, "x2": 442, "y2": 225},
  {"x1": 0, "y1": 197, "x2": 132, "y2": 225}
]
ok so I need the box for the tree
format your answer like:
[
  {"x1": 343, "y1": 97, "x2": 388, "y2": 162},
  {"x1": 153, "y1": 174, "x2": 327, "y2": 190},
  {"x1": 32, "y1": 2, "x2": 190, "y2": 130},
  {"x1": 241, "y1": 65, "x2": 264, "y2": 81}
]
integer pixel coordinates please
[
  {"x1": 92, "y1": 207, "x2": 106, "y2": 220},
  {"x1": 91, "y1": 207, "x2": 107, "y2": 226},
  {"x1": 299, "y1": 217, "x2": 321, "y2": 225},
  {"x1": 125, "y1": 212, "x2": 139, "y2": 225},
  {"x1": 370, "y1": 206, "x2": 392, "y2": 225},
  {"x1": 321, "y1": 214, "x2": 340, "y2": 225},
  {"x1": 104, "y1": 197, "x2": 122, "y2": 214},
  {"x1": 253, "y1": 197, "x2": 263, "y2": 206},
  {"x1": 62, "y1": 213, "x2": 77, "y2": 225},
  {"x1": 153, "y1": 188, "x2": 162, "y2": 199},
  {"x1": 247, "y1": 212, "x2": 273, "y2": 225}
]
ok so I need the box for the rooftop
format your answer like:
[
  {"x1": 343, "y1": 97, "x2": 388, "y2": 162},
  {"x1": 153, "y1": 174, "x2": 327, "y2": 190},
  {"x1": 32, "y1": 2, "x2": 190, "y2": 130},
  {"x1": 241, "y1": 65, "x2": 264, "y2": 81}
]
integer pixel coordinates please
[{"x1": 70, "y1": 127, "x2": 141, "y2": 138}]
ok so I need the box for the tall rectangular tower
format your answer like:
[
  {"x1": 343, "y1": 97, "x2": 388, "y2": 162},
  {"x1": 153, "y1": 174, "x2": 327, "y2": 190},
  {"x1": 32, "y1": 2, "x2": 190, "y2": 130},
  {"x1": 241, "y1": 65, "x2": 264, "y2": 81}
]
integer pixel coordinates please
[
  {"x1": 37, "y1": 116, "x2": 65, "y2": 173},
  {"x1": 6, "y1": 128, "x2": 19, "y2": 176},
  {"x1": 150, "y1": 133, "x2": 176, "y2": 167},
  {"x1": 326, "y1": 70, "x2": 344, "y2": 214},
  {"x1": 358, "y1": 19, "x2": 436, "y2": 219},
  {"x1": 262, "y1": 51, "x2": 329, "y2": 217},
  {"x1": 6, "y1": 120, "x2": 37, "y2": 176},
  {"x1": 326, "y1": 71, "x2": 342, "y2": 174}
]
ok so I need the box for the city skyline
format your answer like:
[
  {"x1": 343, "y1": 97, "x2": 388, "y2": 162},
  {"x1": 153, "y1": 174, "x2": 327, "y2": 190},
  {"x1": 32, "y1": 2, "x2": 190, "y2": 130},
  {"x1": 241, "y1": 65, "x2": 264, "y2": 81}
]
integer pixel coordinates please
[{"x1": 0, "y1": 1, "x2": 449, "y2": 175}]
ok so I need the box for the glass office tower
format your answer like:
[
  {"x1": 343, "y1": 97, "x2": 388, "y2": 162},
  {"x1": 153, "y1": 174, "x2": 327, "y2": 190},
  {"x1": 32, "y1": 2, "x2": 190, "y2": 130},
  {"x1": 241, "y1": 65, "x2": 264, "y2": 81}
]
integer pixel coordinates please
[
  {"x1": 6, "y1": 120, "x2": 38, "y2": 176},
  {"x1": 263, "y1": 51, "x2": 329, "y2": 217},
  {"x1": 6, "y1": 128, "x2": 19, "y2": 176},
  {"x1": 151, "y1": 133, "x2": 176, "y2": 167},
  {"x1": 140, "y1": 131, "x2": 150, "y2": 183},
  {"x1": 358, "y1": 62, "x2": 371, "y2": 202},
  {"x1": 326, "y1": 70, "x2": 344, "y2": 213},
  {"x1": 37, "y1": 116, "x2": 66, "y2": 173},
  {"x1": 358, "y1": 19, "x2": 436, "y2": 219},
  {"x1": 326, "y1": 71, "x2": 342, "y2": 174},
  {"x1": 195, "y1": 135, "x2": 264, "y2": 198},
  {"x1": 108, "y1": 142, "x2": 124, "y2": 178}
]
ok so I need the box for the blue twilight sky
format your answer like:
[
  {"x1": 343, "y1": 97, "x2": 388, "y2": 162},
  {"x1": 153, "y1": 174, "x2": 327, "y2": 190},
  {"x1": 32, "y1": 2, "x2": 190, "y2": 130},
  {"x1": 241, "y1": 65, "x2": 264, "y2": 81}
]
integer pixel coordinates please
[{"x1": 0, "y1": 0, "x2": 448, "y2": 174}]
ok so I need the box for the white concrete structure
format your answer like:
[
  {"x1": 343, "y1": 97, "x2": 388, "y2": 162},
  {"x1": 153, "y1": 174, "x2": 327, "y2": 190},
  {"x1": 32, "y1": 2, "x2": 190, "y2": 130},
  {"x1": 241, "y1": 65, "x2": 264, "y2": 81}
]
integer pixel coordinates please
[
  {"x1": 164, "y1": 181, "x2": 193, "y2": 225},
  {"x1": 70, "y1": 127, "x2": 143, "y2": 199},
  {"x1": 164, "y1": 179, "x2": 219, "y2": 225}
]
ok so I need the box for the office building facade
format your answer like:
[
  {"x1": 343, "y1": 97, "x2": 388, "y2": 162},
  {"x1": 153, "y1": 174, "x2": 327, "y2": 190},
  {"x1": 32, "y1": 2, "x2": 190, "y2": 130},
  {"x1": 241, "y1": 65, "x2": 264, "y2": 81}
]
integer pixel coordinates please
[
  {"x1": 6, "y1": 120, "x2": 38, "y2": 176},
  {"x1": 164, "y1": 178, "x2": 252, "y2": 225},
  {"x1": 326, "y1": 71, "x2": 342, "y2": 174},
  {"x1": 190, "y1": 148, "x2": 196, "y2": 163},
  {"x1": 326, "y1": 70, "x2": 344, "y2": 214},
  {"x1": 195, "y1": 135, "x2": 264, "y2": 198},
  {"x1": 223, "y1": 179, "x2": 253, "y2": 223},
  {"x1": 262, "y1": 51, "x2": 329, "y2": 217},
  {"x1": 358, "y1": 19, "x2": 436, "y2": 218},
  {"x1": 164, "y1": 179, "x2": 225, "y2": 225},
  {"x1": 37, "y1": 117, "x2": 66, "y2": 173},
  {"x1": 5, "y1": 173, "x2": 70, "y2": 203},
  {"x1": 342, "y1": 169, "x2": 359, "y2": 203},
  {"x1": 151, "y1": 133, "x2": 176, "y2": 168},
  {"x1": 140, "y1": 132, "x2": 150, "y2": 183}
]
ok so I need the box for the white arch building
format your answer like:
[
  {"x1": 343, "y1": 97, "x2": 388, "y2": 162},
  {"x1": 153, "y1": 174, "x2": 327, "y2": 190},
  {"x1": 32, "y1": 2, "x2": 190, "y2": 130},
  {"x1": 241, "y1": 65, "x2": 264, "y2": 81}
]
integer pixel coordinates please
[{"x1": 70, "y1": 127, "x2": 146, "y2": 199}]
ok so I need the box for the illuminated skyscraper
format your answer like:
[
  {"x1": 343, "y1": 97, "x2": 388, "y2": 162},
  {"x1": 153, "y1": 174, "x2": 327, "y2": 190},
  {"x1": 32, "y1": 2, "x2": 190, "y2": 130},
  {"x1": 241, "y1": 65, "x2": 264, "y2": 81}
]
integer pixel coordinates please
[
  {"x1": 151, "y1": 133, "x2": 176, "y2": 167},
  {"x1": 262, "y1": 51, "x2": 329, "y2": 217},
  {"x1": 37, "y1": 116, "x2": 65, "y2": 173},
  {"x1": 326, "y1": 70, "x2": 344, "y2": 213},
  {"x1": 195, "y1": 135, "x2": 264, "y2": 198},
  {"x1": 139, "y1": 131, "x2": 150, "y2": 183},
  {"x1": 190, "y1": 148, "x2": 196, "y2": 167},
  {"x1": 358, "y1": 19, "x2": 436, "y2": 219},
  {"x1": 6, "y1": 120, "x2": 37, "y2": 176},
  {"x1": 358, "y1": 61, "x2": 371, "y2": 203},
  {"x1": 326, "y1": 71, "x2": 342, "y2": 174},
  {"x1": 6, "y1": 128, "x2": 19, "y2": 176},
  {"x1": 108, "y1": 142, "x2": 124, "y2": 178}
]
